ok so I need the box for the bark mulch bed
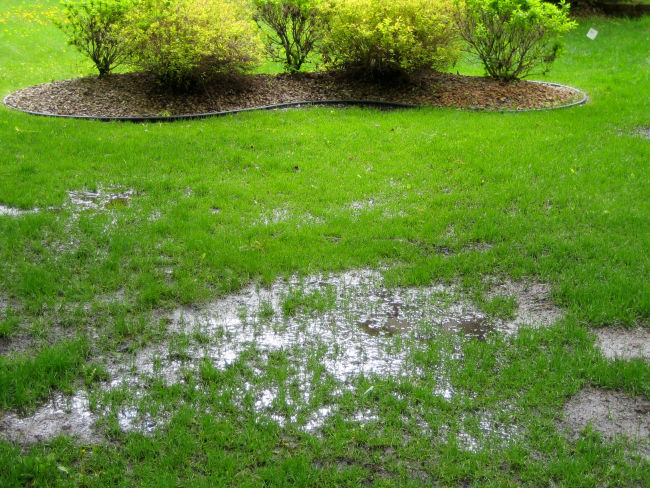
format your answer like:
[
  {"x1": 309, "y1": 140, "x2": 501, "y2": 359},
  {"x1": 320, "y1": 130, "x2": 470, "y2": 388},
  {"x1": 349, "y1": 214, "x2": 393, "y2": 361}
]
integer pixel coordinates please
[{"x1": 4, "y1": 70, "x2": 586, "y2": 120}]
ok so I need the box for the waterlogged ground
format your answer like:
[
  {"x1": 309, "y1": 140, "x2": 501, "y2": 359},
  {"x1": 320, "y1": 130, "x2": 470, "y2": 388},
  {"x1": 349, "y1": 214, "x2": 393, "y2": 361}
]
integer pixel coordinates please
[
  {"x1": 0, "y1": 186, "x2": 138, "y2": 217},
  {"x1": 0, "y1": 162, "x2": 648, "y2": 485},
  {"x1": 1, "y1": 269, "x2": 558, "y2": 448},
  {"x1": 1, "y1": 8, "x2": 649, "y2": 485},
  {"x1": 3, "y1": 268, "x2": 649, "y2": 469}
]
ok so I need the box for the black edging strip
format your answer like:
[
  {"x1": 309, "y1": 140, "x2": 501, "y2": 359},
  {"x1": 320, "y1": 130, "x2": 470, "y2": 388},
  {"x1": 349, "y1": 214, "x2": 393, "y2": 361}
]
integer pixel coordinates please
[{"x1": 2, "y1": 81, "x2": 588, "y2": 123}]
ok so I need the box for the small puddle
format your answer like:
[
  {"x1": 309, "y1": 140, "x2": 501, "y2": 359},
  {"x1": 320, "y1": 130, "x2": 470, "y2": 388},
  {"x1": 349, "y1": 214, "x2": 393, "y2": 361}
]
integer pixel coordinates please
[
  {"x1": 0, "y1": 204, "x2": 37, "y2": 217},
  {"x1": 67, "y1": 187, "x2": 138, "y2": 211},
  {"x1": 359, "y1": 317, "x2": 410, "y2": 336},
  {"x1": 256, "y1": 207, "x2": 292, "y2": 225},
  {"x1": 357, "y1": 290, "x2": 414, "y2": 336},
  {"x1": 0, "y1": 384, "x2": 169, "y2": 445},
  {"x1": 441, "y1": 315, "x2": 489, "y2": 340},
  {"x1": 168, "y1": 269, "x2": 437, "y2": 381},
  {"x1": 0, "y1": 391, "x2": 154, "y2": 445},
  {"x1": 104, "y1": 197, "x2": 130, "y2": 209},
  {"x1": 0, "y1": 187, "x2": 138, "y2": 220}
]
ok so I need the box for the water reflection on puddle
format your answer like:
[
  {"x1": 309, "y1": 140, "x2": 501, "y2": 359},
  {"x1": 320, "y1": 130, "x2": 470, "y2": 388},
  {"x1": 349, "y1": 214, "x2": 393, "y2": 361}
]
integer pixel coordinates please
[
  {"x1": 359, "y1": 317, "x2": 411, "y2": 336},
  {"x1": 67, "y1": 188, "x2": 137, "y2": 211},
  {"x1": 0, "y1": 269, "x2": 561, "y2": 444},
  {"x1": 167, "y1": 269, "x2": 491, "y2": 383},
  {"x1": 441, "y1": 315, "x2": 489, "y2": 340},
  {"x1": 0, "y1": 204, "x2": 37, "y2": 217},
  {"x1": 0, "y1": 187, "x2": 138, "y2": 220}
]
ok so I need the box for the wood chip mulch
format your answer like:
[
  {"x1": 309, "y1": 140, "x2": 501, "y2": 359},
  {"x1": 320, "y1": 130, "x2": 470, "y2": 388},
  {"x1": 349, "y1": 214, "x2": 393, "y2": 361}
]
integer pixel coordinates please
[{"x1": 4, "y1": 70, "x2": 585, "y2": 119}]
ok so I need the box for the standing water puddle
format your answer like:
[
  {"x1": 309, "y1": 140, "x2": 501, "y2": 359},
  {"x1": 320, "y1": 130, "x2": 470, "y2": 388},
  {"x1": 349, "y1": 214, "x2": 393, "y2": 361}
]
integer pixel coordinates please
[
  {"x1": 164, "y1": 269, "x2": 519, "y2": 381},
  {"x1": 0, "y1": 187, "x2": 138, "y2": 220},
  {"x1": 0, "y1": 204, "x2": 38, "y2": 217},
  {"x1": 0, "y1": 269, "x2": 561, "y2": 445},
  {"x1": 67, "y1": 187, "x2": 138, "y2": 211},
  {"x1": 441, "y1": 315, "x2": 490, "y2": 340}
]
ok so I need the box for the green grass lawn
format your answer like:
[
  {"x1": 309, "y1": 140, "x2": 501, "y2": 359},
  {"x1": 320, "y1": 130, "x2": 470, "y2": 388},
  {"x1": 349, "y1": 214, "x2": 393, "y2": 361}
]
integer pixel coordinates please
[{"x1": 1, "y1": 1, "x2": 649, "y2": 486}]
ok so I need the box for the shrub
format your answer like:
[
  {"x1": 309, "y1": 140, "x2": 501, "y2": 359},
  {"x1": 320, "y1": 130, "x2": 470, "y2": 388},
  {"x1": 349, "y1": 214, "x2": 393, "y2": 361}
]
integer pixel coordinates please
[
  {"x1": 120, "y1": 0, "x2": 263, "y2": 90},
  {"x1": 454, "y1": 0, "x2": 576, "y2": 81},
  {"x1": 319, "y1": 0, "x2": 460, "y2": 77},
  {"x1": 253, "y1": 0, "x2": 324, "y2": 73},
  {"x1": 56, "y1": 0, "x2": 134, "y2": 76}
]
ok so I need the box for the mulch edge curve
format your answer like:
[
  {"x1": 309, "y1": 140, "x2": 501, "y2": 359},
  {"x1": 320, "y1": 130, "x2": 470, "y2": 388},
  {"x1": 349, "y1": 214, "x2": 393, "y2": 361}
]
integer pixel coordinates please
[{"x1": 2, "y1": 80, "x2": 588, "y2": 123}]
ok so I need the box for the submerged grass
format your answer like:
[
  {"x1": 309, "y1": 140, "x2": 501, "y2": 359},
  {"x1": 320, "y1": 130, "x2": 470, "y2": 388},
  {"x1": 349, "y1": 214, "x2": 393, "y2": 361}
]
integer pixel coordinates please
[
  {"x1": 0, "y1": 339, "x2": 88, "y2": 410},
  {"x1": 0, "y1": 1, "x2": 649, "y2": 486}
]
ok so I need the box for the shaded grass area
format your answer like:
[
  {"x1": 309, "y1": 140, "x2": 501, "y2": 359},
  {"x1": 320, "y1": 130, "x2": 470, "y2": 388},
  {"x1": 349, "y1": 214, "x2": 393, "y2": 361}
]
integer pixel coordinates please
[{"x1": 0, "y1": 1, "x2": 649, "y2": 486}]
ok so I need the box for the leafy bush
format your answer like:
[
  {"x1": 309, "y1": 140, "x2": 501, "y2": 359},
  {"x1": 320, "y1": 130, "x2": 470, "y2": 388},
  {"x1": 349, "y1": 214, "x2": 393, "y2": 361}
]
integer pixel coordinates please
[
  {"x1": 253, "y1": 0, "x2": 324, "y2": 73},
  {"x1": 544, "y1": 0, "x2": 594, "y2": 11},
  {"x1": 56, "y1": 0, "x2": 134, "y2": 76},
  {"x1": 121, "y1": 0, "x2": 263, "y2": 90},
  {"x1": 319, "y1": 0, "x2": 460, "y2": 77},
  {"x1": 454, "y1": 0, "x2": 576, "y2": 81}
]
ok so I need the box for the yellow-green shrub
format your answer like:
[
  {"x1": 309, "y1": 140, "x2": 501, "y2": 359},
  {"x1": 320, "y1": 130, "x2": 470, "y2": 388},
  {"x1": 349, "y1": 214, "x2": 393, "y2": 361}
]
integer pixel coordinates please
[
  {"x1": 454, "y1": 0, "x2": 576, "y2": 81},
  {"x1": 121, "y1": 0, "x2": 263, "y2": 90},
  {"x1": 319, "y1": 0, "x2": 460, "y2": 77}
]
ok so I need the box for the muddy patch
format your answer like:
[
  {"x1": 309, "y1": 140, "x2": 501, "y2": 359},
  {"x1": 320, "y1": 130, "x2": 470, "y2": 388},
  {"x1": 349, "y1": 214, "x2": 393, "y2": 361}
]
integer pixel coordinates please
[
  {"x1": 487, "y1": 280, "x2": 561, "y2": 334},
  {"x1": 0, "y1": 321, "x2": 84, "y2": 358},
  {"x1": 562, "y1": 388, "x2": 650, "y2": 458},
  {"x1": 359, "y1": 317, "x2": 410, "y2": 337},
  {"x1": 595, "y1": 327, "x2": 650, "y2": 361},
  {"x1": 0, "y1": 269, "x2": 561, "y2": 444},
  {"x1": 0, "y1": 331, "x2": 33, "y2": 357},
  {"x1": 0, "y1": 297, "x2": 26, "y2": 355},
  {"x1": 85, "y1": 288, "x2": 128, "y2": 311}
]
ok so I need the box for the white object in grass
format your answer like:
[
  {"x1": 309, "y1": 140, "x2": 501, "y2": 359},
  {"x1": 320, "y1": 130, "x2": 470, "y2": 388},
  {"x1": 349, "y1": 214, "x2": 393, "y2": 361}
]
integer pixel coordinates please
[{"x1": 587, "y1": 28, "x2": 598, "y2": 40}]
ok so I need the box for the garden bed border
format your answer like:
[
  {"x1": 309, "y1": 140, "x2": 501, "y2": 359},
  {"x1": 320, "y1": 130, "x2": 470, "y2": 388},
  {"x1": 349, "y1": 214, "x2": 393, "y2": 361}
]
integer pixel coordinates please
[{"x1": 3, "y1": 81, "x2": 588, "y2": 123}]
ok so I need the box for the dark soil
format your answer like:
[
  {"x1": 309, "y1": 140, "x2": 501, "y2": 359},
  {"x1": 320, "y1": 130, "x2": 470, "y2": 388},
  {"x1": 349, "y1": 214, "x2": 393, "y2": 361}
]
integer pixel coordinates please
[{"x1": 4, "y1": 70, "x2": 584, "y2": 119}]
